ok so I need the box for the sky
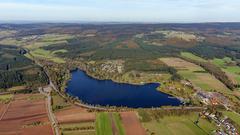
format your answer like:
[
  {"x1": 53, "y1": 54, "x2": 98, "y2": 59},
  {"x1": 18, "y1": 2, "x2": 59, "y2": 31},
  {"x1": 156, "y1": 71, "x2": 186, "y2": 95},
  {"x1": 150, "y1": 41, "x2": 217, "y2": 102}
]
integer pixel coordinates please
[{"x1": 0, "y1": 0, "x2": 240, "y2": 23}]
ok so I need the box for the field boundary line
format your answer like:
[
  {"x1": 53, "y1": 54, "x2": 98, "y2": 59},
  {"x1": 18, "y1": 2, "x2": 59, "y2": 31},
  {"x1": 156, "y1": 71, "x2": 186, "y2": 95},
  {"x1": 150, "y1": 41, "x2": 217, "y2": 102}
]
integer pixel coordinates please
[{"x1": 0, "y1": 95, "x2": 14, "y2": 121}]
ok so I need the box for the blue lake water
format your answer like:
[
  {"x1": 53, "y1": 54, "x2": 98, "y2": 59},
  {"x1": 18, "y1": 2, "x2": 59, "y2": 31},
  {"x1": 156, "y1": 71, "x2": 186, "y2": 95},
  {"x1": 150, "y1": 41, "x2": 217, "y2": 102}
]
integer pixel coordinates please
[{"x1": 66, "y1": 70, "x2": 181, "y2": 108}]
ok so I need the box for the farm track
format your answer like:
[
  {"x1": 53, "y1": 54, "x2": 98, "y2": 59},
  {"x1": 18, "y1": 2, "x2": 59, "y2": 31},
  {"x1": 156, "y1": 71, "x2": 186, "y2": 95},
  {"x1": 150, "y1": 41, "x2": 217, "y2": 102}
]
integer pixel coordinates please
[
  {"x1": 39, "y1": 87, "x2": 60, "y2": 135},
  {"x1": 110, "y1": 113, "x2": 119, "y2": 135},
  {"x1": 0, "y1": 102, "x2": 11, "y2": 121}
]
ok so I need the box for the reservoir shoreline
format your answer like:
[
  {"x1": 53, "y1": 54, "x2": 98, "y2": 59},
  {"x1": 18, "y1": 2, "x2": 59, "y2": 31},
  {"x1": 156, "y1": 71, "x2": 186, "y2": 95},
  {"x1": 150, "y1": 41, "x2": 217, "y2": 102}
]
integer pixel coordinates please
[{"x1": 66, "y1": 69, "x2": 182, "y2": 108}]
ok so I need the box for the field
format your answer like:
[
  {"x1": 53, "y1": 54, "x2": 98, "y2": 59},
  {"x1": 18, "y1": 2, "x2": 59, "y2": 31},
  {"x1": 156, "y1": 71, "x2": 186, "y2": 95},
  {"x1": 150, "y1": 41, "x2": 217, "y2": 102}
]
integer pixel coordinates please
[
  {"x1": 96, "y1": 112, "x2": 126, "y2": 135},
  {"x1": 96, "y1": 113, "x2": 113, "y2": 135},
  {"x1": 139, "y1": 111, "x2": 216, "y2": 135},
  {"x1": 212, "y1": 57, "x2": 240, "y2": 85},
  {"x1": 55, "y1": 106, "x2": 96, "y2": 124},
  {"x1": 55, "y1": 107, "x2": 145, "y2": 135},
  {"x1": 0, "y1": 94, "x2": 53, "y2": 135},
  {"x1": 160, "y1": 57, "x2": 230, "y2": 92},
  {"x1": 120, "y1": 112, "x2": 146, "y2": 135},
  {"x1": 23, "y1": 34, "x2": 73, "y2": 64},
  {"x1": 30, "y1": 48, "x2": 66, "y2": 63},
  {"x1": 55, "y1": 106, "x2": 96, "y2": 135},
  {"x1": 111, "y1": 113, "x2": 125, "y2": 135},
  {"x1": 181, "y1": 52, "x2": 207, "y2": 62},
  {"x1": 60, "y1": 122, "x2": 96, "y2": 135}
]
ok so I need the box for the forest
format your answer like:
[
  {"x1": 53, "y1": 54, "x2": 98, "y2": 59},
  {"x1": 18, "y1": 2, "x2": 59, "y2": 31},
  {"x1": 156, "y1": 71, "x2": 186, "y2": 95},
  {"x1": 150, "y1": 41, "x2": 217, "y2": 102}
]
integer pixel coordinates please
[{"x1": 0, "y1": 45, "x2": 48, "y2": 91}]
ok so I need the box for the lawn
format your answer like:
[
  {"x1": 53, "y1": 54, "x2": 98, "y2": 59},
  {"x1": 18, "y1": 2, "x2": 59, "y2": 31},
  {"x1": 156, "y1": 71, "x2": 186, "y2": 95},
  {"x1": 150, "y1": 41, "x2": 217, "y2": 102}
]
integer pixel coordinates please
[
  {"x1": 96, "y1": 113, "x2": 113, "y2": 135},
  {"x1": 141, "y1": 112, "x2": 216, "y2": 135},
  {"x1": 0, "y1": 94, "x2": 13, "y2": 103},
  {"x1": 181, "y1": 52, "x2": 207, "y2": 62}
]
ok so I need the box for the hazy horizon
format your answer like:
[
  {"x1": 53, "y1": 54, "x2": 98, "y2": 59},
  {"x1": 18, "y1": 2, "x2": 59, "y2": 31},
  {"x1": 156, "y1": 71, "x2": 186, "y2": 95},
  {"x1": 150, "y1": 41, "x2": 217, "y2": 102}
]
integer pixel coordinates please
[{"x1": 1, "y1": 0, "x2": 240, "y2": 23}]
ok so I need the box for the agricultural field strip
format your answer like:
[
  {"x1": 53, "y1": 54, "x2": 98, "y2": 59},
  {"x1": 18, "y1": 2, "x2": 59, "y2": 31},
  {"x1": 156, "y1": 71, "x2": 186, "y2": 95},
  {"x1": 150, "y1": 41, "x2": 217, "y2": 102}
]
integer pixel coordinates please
[
  {"x1": 120, "y1": 112, "x2": 146, "y2": 135},
  {"x1": 0, "y1": 94, "x2": 53, "y2": 135},
  {"x1": 110, "y1": 114, "x2": 118, "y2": 135}
]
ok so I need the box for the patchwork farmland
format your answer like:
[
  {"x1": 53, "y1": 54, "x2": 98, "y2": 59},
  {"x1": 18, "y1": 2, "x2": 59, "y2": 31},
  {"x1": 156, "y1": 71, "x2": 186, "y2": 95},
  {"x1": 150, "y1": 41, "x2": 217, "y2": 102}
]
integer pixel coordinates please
[
  {"x1": 0, "y1": 94, "x2": 53, "y2": 135},
  {"x1": 160, "y1": 57, "x2": 230, "y2": 93}
]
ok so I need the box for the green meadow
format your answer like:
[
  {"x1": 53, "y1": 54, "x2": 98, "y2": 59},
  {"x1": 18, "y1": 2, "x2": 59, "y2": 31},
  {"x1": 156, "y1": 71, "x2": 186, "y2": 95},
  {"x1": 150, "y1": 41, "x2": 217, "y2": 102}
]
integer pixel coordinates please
[{"x1": 141, "y1": 112, "x2": 216, "y2": 135}]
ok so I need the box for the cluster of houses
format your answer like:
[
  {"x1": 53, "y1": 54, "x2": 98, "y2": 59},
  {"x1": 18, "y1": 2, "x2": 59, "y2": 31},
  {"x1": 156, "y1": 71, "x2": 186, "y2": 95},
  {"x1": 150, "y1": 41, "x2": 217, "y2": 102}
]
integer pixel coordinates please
[
  {"x1": 196, "y1": 91, "x2": 229, "y2": 107},
  {"x1": 180, "y1": 80, "x2": 229, "y2": 107},
  {"x1": 100, "y1": 60, "x2": 124, "y2": 74},
  {"x1": 202, "y1": 111, "x2": 239, "y2": 135}
]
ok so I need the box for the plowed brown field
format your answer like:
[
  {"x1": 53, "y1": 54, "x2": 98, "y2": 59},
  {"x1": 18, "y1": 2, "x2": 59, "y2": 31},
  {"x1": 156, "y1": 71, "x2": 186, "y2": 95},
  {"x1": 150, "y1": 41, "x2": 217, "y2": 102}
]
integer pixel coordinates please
[
  {"x1": 55, "y1": 106, "x2": 96, "y2": 124},
  {"x1": 0, "y1": 94, "x2": 53, "y2": 135},
  {"x1": 120, "y1": 112, "x2": 146, "y2": 135}
]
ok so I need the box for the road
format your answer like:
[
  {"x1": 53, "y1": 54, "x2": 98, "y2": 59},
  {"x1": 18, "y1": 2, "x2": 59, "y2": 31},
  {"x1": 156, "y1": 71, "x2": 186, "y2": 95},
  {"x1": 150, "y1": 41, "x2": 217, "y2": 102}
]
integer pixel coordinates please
[{"x1": 39, "y1": 87, "x2": 60, "y2": 135}]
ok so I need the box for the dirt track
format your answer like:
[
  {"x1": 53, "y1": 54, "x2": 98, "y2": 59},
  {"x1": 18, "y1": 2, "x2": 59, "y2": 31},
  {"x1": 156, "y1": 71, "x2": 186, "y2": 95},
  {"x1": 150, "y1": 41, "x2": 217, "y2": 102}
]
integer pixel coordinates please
[
  {"x1": 120, "y1": 112, "x2": 146, "y2": 135},
  {"x1": 110, "y1": 113, "x2": 119, "y2": 135},
  {"x1": 0, "y1": 103, "x2": 6, "y2": 118},
  {"x1": 0, "y1": 94, "x2": 53, "y2": 135}
]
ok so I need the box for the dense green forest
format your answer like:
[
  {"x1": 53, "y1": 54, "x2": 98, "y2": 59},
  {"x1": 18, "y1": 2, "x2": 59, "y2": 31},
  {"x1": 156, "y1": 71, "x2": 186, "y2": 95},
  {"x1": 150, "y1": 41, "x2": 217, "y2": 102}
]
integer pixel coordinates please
[
  {"x1": 0, "y1": 45, "x2": 48, "y2": 91},
  {"x1": 189, "y1": 43, "x2": 240, "y2": 60}
]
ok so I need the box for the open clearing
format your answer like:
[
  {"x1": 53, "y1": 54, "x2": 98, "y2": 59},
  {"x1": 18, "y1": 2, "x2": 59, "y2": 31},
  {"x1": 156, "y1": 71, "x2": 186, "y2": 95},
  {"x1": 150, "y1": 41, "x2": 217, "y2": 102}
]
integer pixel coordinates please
[
  {"x1": 0, "y1": 94, "x2": 53, "y2": 135},
  {"x1": 160, "y1": 57, "x2": 230, "y2": 92}
]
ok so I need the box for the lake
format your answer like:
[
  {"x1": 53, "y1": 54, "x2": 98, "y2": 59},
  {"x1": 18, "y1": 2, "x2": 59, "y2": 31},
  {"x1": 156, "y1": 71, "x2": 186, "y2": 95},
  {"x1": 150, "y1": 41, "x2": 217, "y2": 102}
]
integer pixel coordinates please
[{"x1": 66, "y1": 70, "x2": 181, "y2": 108}]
